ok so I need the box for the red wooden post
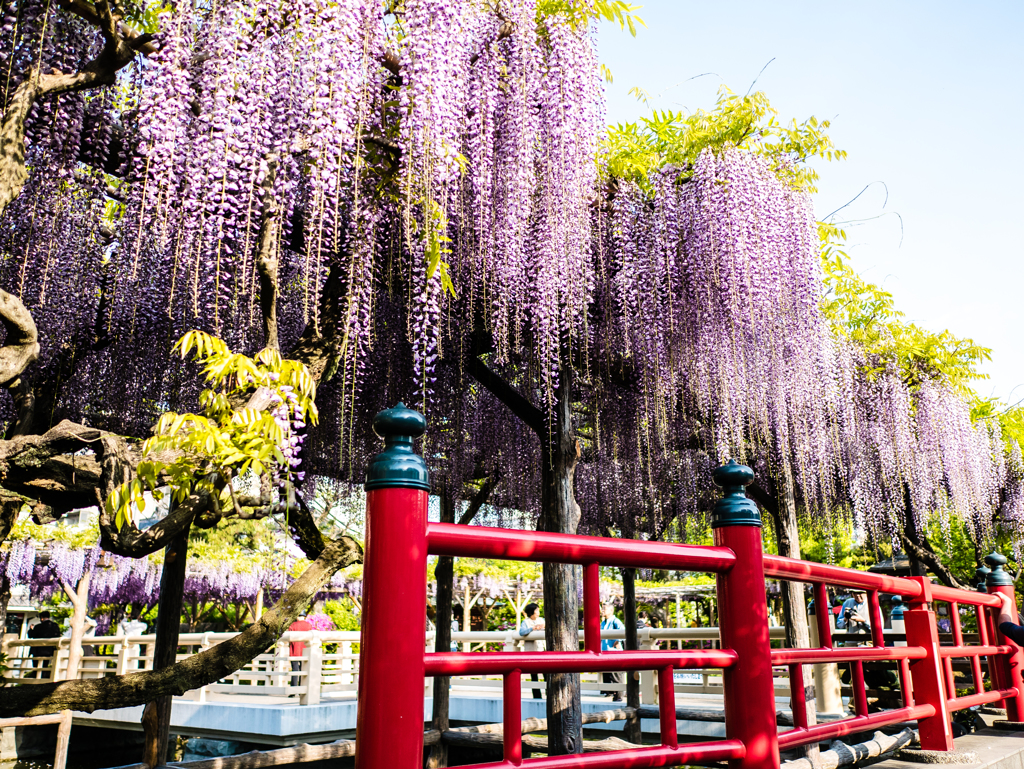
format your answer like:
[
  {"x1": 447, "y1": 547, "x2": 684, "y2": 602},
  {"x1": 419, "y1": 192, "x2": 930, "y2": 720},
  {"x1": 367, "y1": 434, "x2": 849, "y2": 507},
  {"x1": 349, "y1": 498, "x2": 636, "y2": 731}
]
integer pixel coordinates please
[
  {"x1": 355, "y1": 404, "x2": 431, "y2": 769},
  {"x1": 504, "y1": 670, "x2": 522, "y2": 766},
  {"x1": 904, "y1": 576, "x2": 953, "y2": 751},
  {"x1": 712, "y1": 460, "x2": 780, "y2": 769},
  {"x1": 583, "y1": 562, "x2": 601, "y2": 653},
  {"x1": 986, "y1": 552, "x2": 1024, "y2": 720}
]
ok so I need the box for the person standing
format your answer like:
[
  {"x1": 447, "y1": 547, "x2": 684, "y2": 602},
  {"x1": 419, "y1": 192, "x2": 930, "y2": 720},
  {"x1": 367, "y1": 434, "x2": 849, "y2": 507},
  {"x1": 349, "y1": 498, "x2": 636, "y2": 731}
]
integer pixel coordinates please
[
  {"x1": 288, "y1": 612, "x2": 313, "y2": 688},
  {"x1": 519, "y1": 603, "x2": 545, "y2": 700},
  {"x1": 28, "y1": 611, "x2": 61, "y2": 679},
  {"x1": 837, "y1": 590, "x2": 871, "y2": 636},
  {"x1": 600, "y1": 603, "x2": 625, "y2": 702}
]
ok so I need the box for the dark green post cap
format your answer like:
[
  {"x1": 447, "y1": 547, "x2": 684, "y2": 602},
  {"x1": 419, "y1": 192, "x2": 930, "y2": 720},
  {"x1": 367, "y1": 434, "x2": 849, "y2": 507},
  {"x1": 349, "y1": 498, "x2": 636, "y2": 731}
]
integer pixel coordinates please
[
  {"x1": 985, "y1": 552, "x2": 1013, "y2": 587},
  {"x1": 711, "y1": 459, "x2": 761, "y2": 528},
  {"x1": 976, "y1": 564, "x2": 992, "y2": 592},
  {"x1": 364, "y1": 402, "x2": 430, "y2": 492}
]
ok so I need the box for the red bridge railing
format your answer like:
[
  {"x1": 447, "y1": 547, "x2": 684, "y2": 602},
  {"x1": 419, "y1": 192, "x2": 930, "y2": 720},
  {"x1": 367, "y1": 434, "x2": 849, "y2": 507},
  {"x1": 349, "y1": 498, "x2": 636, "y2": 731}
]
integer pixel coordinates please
[{"x1": 354, "y1": 405, "x2": 1024, "y2": 769}]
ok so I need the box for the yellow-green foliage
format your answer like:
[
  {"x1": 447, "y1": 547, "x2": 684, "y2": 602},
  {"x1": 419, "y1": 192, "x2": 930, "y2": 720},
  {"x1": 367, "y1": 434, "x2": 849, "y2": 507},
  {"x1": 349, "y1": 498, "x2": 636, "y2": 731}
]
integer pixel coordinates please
[
  {"x1": 106, "y1": 331, "x2": 318, "y2": 528},
  {"x1": 4, "y1": 518, "x2": 100, "y2": 548},
  {"x1": 603, "y1": 87, "x2": 845, "y2": 193}
]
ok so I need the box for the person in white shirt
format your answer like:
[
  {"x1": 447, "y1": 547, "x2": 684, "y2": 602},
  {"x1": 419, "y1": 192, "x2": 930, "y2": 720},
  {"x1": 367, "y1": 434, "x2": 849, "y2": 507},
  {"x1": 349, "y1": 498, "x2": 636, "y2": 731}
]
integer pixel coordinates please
[{"x1": 519, "y1": 603, "x2": 545, "y2": 699}]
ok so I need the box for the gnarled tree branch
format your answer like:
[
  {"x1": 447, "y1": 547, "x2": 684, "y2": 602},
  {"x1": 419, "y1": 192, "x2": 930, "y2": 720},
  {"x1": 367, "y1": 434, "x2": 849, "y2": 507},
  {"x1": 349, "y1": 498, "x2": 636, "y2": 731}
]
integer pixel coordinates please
[
  {"x1": 0, "y1": 535, "x2": 362, "y2": 717},
  {"x1": 898, "y1": 529, "x2": 971, "y2": 591},
  {"x1": 255, "y1": 155, "x2": 282, "y2": 352}
]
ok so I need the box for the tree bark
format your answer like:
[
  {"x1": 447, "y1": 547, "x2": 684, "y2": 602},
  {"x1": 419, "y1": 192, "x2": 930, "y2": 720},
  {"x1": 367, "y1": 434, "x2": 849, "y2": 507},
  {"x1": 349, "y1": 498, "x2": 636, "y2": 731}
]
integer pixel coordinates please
[
  {"x1": 144, "y1": 521, "x2": 191, "y2": 766},
  {"x1": 255, "y1": 156, "x2": 282, "y2": 352},
  {"x1": 0, "y1": 572, "x2": 11, "y2": 641},
  {"x1": 0, "y1": 535, "x2": 360, "y2": 717},
  {"x1": 902, "y1": 488, "x2": 928, "y2": 578},
  {"x1": 621, "y1": 567, "x2": 641, "y2": 744},
  {"x1": 540, "y1": 369, "x2": 583, "y2": 756},
  {"x1": 428, "y1": 491, "x2": 456, "y2": 769},
  {"x1": 764, "y1": 480, "x2": 819, "y2": 766},
  {"x1": 61, "y1": 570, "x2": 92, "y2": 682}
]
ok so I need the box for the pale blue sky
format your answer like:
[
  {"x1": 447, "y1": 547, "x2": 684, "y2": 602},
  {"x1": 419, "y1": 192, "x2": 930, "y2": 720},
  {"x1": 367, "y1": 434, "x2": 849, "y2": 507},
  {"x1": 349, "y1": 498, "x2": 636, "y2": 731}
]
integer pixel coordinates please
[{"x1": 599, "y1": 1, "x2": 1023, "y2": 405}]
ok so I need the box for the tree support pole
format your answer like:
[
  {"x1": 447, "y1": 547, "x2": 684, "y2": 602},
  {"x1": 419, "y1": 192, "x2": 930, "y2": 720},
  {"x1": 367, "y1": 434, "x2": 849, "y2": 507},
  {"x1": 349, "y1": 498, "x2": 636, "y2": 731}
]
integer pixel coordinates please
[{"x1": 143, "y1": 520, "x2": 191, "y2": 767}]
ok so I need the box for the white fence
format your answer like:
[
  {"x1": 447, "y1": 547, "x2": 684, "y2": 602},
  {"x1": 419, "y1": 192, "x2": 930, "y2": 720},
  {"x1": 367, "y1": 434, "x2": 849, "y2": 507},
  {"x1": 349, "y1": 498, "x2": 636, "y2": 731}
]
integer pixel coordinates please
[{"x1": 2, "y1": 626, "x2": 790, "y2": 706}]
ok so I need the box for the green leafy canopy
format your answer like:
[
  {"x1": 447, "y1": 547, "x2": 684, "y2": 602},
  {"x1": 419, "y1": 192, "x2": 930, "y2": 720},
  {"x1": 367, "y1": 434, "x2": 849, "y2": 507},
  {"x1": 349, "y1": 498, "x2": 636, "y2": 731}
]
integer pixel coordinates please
[
  {"x1": 106, "y1": 332, "x2": 318, "y2": 529},
  {"x1": 603, "y1": 86, "x2": 845, "y2": 192}
]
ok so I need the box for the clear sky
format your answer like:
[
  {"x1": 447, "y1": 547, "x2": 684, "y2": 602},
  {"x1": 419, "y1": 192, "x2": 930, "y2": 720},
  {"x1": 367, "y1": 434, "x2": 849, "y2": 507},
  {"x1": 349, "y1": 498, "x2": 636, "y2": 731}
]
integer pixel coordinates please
[{"x1": 598, "y1": 1, "x2": 1023, "y2": 405}]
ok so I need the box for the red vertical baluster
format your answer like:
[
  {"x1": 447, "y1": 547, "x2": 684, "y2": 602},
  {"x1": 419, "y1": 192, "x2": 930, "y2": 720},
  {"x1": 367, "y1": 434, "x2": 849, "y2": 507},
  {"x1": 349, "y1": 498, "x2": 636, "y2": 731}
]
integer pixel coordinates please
[
  {"x1": 966, "y1": 603, "x2": 984, "y2": 695},
  {"x1": 712, "y1": 461, "x2": 780, "y2": 769},
  {"x1": 868, "y1": 590, "x2": 885, "y2": 647},
  {"x1": 658, "y1": 666, "x2": 678, "y2": 749},
  {"x1": 813, "y1": 583, "x2": 832, "y2": 648},
  {"x1": 851, "y1": 661, "x2": 868, "y2": 717},
  {"x1": 504, "y1": 670, "x2": 522, "y2": 766},
  {"x1": 898, "y1": 658, "x2": 914, "y2": 707},
  {"x1": 356, "y1": 405, "x2": 430, "y2": 769},
  {"x1": 789, "y1": 664, "x2": 808, "y2": 730},
  {"x1": 584, "y1": 563, "x2": 601, "y2": 654},
  {"x1": 904, "y1": 576, "x2": 953, "y2": 751}
]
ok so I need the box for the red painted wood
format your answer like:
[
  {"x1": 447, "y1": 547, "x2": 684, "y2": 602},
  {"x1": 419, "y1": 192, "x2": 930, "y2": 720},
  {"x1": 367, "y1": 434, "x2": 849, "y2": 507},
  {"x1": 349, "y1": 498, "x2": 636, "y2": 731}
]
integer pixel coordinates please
[
  {"x1": 354, "y1": 487, "x2": 428, "y2": 769},
  {"x1": 583, "y1": 563, "x2": 601, "y2": 653},
  {"x1": 424, "y1": 649, "x2": 736, "y2": 677},
  {"x1": 904, "y1": 587, "x2": 954, "y2": 751},
  {"x1": 812, "y1": 582, "x2": 832, "y2": 647},
  {"x1": 770, "y1": 646, "x2": 926, "y2": 664},
  {"x1": 454, "y1": 741, "x2": 746, "y2": 769},
  {"x1": 657, "y1": 667, "x2": 677, "y2": 749},
  {"x1": 426, "y1": 522, "x2": 736, "y2": 572},
  {"x1": 715, "y1": 524, "x2": 779, "y2": 769},
  {"x1": 777, "y1": 705, "x2": 936, "y2": 750},
  {"x1": 504, "y1": 670, "x2": 522, "y2": 766},
  {"x1": 763, "y1": 555, "x2": 922, "y2": 597}
]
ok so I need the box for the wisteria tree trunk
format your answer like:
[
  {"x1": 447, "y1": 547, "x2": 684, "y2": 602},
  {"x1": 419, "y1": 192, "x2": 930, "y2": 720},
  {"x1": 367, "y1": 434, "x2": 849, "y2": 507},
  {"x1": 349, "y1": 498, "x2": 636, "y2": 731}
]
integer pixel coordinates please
[
  {"x1": 144, "y1": 522, "x2": 191, "y2": 767},
  {"x1": 540, "y1": 369, "x2": 583, "y2": 756},
  {"x1": 0, "y1": 572, "x2": 10, "y2": 643},
  {"x1": 764, "y1": 482, "x2": 819, "y2": 765}
]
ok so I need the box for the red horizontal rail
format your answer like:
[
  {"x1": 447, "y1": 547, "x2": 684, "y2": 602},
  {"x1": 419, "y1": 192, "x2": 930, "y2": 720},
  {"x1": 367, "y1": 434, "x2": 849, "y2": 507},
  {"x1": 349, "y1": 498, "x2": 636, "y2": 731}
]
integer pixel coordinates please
[
  {"x1": 771, "y1": 646, "x2": 927, "y2": 665},
  {"x1": 426, "y1": 522, "x2": 736, "y2": 572},
  {"x1": 763, "y1": 555, "x2": 922, "y2": 596},
  {"x1": 425, "y1": 649, "x2": 736, "y2": 677},
  {"x1": 938, "y1": 645, "x2": 1012, "y2": 658},
  {"x1": 777, "y1": 705, "x2": 936, "y2": 750},
  {"x1": 930, "y1": 584, "x2": 1000, "y2": 608},
  {"x1": 454, "y1": 740, "x2": 746, "y2": 769},
  {"x1": 947, "y1": 688, "x2": 1017, "y2": 711}
]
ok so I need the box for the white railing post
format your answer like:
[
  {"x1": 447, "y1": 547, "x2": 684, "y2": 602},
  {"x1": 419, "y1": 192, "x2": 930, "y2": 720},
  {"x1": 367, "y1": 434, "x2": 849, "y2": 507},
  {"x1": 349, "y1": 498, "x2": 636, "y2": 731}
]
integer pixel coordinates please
[
  {"x1": 275, "y1": 638, "x2": 290, "y2": 690},
  {"x1": 342, "y1": 641, "x2": 353, "y2": 685},
  {"x1": 639, "y1": 629, "x2": 656, "y2": 703},
  {"x1": 115, "y1": 636, "x2": 131, "y2": 676},
  {"x1": 502, "y1": 632, "x2": 516, "y2": 652},
  {"x1": 197, "y1": 633, "x2": 213, "y2": 702},
  {"x1": 301, "y1": 636, "x2": 322, "y2": 706},
  {"x1": 53, "y1": 641, "x2": 69, "y2": 681}
]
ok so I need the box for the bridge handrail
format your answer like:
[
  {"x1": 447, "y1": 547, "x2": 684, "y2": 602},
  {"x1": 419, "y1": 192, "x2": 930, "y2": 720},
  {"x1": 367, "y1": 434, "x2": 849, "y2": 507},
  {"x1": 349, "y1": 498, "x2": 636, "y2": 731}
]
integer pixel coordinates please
[{"x1": 353, "y1": 409, "x2": 1024, "y2": 769}]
